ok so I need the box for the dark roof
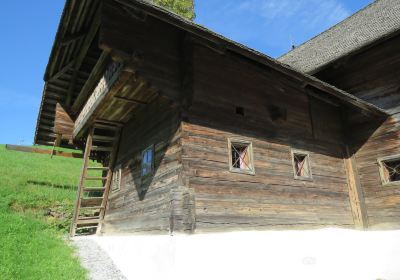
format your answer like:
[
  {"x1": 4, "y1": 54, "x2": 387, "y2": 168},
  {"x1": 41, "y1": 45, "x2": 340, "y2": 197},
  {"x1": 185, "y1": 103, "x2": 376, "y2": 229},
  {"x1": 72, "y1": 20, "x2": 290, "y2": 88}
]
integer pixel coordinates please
[
  {"x1": 34, "y1": 0, "x2": 388, "y2": 145},
  {"x1": 278, "y1": 0, "x2": 400, "y2": 74}
]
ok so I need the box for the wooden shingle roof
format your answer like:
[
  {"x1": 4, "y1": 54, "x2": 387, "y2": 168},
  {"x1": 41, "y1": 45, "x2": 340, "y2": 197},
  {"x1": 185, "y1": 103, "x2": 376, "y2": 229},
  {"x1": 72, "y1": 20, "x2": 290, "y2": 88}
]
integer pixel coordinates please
[{"x1": 279, "y1": 0, "x2": 400, "y2": 74}]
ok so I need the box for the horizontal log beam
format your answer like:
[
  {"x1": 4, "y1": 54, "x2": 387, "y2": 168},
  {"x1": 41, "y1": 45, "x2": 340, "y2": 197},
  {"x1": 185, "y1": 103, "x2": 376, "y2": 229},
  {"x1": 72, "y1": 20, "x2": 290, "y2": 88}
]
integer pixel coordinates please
[{"x1": 73, "y1": 62, "x2": 133, "y2": 139}]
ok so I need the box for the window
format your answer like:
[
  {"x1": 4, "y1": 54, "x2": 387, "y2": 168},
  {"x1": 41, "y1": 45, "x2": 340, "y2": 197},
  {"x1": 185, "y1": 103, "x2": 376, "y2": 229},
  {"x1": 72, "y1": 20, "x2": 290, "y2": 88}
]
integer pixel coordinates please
[
  {"x1": 378, "y1": 155, "x2": 400, "y2": 186},
  {"x1": 291, "y1": 150, "x2": 312, "y2": 180},
  {"x1": 236, "y1": 106, "x2": 245, "y2": 116},
  {"x1": 228, "y1": 139, "x2": 254, "y2": 174},
  {"x1": 111, "y1": 166, "x2": 121, "y2": 192},
  {"x1": 141, "y1": 145, "x2": 154, "y2": 177}
]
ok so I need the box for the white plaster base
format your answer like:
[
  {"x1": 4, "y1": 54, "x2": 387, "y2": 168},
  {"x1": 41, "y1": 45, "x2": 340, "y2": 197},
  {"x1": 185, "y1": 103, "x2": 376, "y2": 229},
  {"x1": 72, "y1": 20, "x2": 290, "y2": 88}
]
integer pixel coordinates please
[{"x1": 85, "y1": 229, "x2": 400, "y2": 280}]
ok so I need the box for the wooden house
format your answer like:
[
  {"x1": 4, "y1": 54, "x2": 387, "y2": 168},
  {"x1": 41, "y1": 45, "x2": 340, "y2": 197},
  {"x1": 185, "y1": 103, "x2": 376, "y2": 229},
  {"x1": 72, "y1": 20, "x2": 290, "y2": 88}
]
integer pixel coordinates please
[
  {"x1": 33, "y1": 0, "x2": 398, "y2": 236},
  {"x1": 279, "y1": 0, "x2": 400, "y2": 229}
]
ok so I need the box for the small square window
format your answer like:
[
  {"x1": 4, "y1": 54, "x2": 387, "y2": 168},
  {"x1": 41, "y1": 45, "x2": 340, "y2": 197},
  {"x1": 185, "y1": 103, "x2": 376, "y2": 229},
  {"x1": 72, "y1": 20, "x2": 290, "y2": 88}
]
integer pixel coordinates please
[
  {"x1": 236, "y1": 106, "x2": 245, "y2": 116},
  {"x1": 141, "y1": 145, "x2": 154, "y2": 177},
  {"x1": 228, "y1": 139, "x2": 254, "y2": 174},
  {"x1": 111, "y1": 166, "x2": 121, "y2": 192},
  {"x1": 378, "y1": 155, "x2": 400, "y2": 186},
  {"x1": 291, "y1": 150, "x2": 312, "y2": 180}
]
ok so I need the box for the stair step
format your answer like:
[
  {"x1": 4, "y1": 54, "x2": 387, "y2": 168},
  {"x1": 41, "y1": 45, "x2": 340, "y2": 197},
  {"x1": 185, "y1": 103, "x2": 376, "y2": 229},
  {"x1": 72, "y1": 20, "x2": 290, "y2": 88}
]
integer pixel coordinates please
[
  {"x1": 78, "y1": 216, "x2": 100, "y2": 220},
  {"x1": 84, "y1": 176, "x2": 108, "y2": 180},
  {"x1": 80, "y1": 206, "x2": 105, "y2": 210},
  {"x1": 81, "y1": 197, "x2": 104, "y2": 207},
  {"x1": 76, "y1": 218, "x2": 100, "y2": 225},
  {"x1": 76, "y1": 225, "x2": 98, "y2": 229},
  {"x1": 94, "y1": 123, "x2": 120, "y2": 131},
  {"x1": 91, "y1": 146, "x2": 113, "y2": 152},
  {"x1": 92, "y1": 135, "x2": 116, "y2": 142},
  {"x1": 87, "y1": 166, "x2": 109, "y2": 171},
  {"x1": 83, "y1": 187, "x2": 106, "y2": 192}
]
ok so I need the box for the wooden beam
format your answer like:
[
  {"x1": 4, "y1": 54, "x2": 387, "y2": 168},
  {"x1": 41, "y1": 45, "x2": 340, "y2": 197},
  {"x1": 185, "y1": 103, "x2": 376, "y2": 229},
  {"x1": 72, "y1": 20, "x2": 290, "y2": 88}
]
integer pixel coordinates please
[
  {"x1": 5, "y1": 144, "x2": 83, "y2": 159},
  {"x1": 73, "y1": 62, "x2": 132, "y2": 139},
  {"x1": 344, "y1": 145, "x2": 368, "y2": 229},
  {"x1": 71, "y1": 51, "x2": 110, "y2": 115},
  {"x1": 113, "y1": 95, "x2": 148, "y2": 105},
  {"x1": 66, "y1": 9, "x2": 101, "y2": 107},
  {"x1": 60, "y1": 32, "x2": 86, "y2": 46},
  {"x1": 306, "y1": 86, "x2": 341, "y2": 107},
  {"x1": 48, "y1": 60, "x2": 75, "y2": 82},
  {"x1": 46, "y1": 0, "x2": 79, "y2": 80}
]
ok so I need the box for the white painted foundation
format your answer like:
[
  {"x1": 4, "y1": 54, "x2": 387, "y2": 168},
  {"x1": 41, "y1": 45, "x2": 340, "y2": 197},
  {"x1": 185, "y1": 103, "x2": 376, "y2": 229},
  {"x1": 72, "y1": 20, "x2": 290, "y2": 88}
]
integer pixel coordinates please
[{"x1": 87, "y1": 229, "x2": 400, "y2": 280}]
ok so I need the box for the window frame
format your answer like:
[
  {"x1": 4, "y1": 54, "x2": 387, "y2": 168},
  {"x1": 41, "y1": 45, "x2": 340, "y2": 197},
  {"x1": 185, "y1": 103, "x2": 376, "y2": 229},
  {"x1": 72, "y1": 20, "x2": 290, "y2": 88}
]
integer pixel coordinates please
[
  {"x1": 377, "y1": 154, "x2": 400, "y2": 187},
  {"x1": 228, "y1": 138, "x2": 255, "y2": 175},
  {"x1": 141, "y1": 144, "x2": 155, "y2": 177},
  {"x1": 291, "y1": 149, "x2": 313, "y2": 181},
  {"x1": 111, "y1": 165, "x2": 121, "y2": 193}
]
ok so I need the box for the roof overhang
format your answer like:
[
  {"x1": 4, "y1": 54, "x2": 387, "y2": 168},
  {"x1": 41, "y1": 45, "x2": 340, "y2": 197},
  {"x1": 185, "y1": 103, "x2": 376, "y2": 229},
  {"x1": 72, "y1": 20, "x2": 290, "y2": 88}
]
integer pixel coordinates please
[
  {"x1": 34, "y1": 0, "x2": 389, "y2": 146},
  {"x1": 114, "y1": 0, "x2": 388, "y2": 118}
]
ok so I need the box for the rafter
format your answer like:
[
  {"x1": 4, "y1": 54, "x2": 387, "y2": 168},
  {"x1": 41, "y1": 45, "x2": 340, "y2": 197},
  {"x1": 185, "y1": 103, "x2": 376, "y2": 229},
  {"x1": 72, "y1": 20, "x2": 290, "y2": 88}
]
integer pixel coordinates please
[
  {"x1": 48, "y1": 60, "x2": 75, "y2": 82},
  {"x1": 66, "y1": 9, "x2": 101, "y2": 107}
]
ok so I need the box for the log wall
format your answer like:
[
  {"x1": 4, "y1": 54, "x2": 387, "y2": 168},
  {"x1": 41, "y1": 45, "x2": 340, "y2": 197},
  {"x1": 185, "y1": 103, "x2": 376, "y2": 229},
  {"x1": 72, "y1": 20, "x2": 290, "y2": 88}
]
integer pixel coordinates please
[
  {"x1": 317, "y1": 34, "x2": 400, "y2": 229},
  {"x1": 101, "y1": 97, "x2": 191, "y2": 234},
  {"x1": 181, "y1": 44, "x2": 355, "y2": 232}
]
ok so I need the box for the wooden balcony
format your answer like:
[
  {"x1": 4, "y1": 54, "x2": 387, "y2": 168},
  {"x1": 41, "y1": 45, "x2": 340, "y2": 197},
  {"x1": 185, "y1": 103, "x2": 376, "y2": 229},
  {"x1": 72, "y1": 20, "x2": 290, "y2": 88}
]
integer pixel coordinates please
[{"x1": 73, "y1": 60, "x2": 159, "y2": 139}]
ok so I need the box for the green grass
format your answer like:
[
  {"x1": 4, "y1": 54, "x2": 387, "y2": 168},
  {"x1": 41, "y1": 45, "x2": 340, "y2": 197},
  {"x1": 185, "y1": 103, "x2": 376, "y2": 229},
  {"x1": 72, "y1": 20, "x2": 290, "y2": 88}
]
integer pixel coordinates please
[{"x1": 0, "y1": 144, "x2": 88, "y2": 279}]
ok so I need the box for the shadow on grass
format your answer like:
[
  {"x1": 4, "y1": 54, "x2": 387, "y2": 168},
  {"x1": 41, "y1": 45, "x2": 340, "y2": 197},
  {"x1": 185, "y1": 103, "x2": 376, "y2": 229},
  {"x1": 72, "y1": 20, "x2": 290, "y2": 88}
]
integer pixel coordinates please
[{"x1": 27, "y1": 180, "x2": 76, "y2": 190}]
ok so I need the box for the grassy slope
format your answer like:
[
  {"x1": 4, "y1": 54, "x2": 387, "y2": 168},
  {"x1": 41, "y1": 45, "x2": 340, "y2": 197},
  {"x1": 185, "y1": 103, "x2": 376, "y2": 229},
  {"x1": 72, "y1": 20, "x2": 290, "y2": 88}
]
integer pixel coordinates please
[{"x1": 0, "y1": 145, "x2": 87, "y2": 279}]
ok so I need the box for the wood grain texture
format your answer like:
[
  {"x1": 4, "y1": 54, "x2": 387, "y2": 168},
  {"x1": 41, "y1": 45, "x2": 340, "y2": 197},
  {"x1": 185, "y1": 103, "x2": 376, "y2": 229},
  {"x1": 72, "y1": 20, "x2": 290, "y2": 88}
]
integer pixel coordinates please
[
  {"x1": 317, "y1": 34, "x2": 400, "y2": 229},
  {"x1": 54, "y1": 103, "x2": 74, "y2": 143},
  {"x1": 101, "y1": 96, "x2": 194, "y2": 234},
  {"x1": 180, "y1": 44, "x2": 354, "y2": 232}
]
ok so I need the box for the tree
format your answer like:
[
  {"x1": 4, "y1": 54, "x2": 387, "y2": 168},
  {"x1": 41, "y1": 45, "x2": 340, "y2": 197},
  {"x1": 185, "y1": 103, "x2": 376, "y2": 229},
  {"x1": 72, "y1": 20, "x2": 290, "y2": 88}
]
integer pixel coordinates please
[{"x1": 150, "y1": 0, "x2": 195, "y2": 20}]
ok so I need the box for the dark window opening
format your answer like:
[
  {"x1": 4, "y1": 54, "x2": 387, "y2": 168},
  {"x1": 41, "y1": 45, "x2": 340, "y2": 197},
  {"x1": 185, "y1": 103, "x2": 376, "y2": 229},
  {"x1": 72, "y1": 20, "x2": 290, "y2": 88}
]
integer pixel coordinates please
[
  {"x1": 236, "y1": 106, "x2": 245, "y2": 116},
  {"x1": 380, "y1": 158, "x2": 400, "y2": 184},
  {"x1": 268, "y1": 104, "x2": 287, "y2": 121},
  {"x1": 292, "y1": 151, "x2": 312, "y2": 179}
]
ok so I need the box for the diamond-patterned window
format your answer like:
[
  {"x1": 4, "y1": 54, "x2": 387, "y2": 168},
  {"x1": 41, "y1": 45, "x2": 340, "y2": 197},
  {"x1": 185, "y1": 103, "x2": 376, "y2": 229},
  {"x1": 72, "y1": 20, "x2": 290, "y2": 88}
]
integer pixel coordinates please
[
  {"x1": 291, "y1": 150, "x2": 312, "y2": 180},
  {"x1": 228, "y1": 139, "x2": 254, "y2": 174},
  {"x1": 378, "y1": 155, "x2": 400, "y2": 186}
]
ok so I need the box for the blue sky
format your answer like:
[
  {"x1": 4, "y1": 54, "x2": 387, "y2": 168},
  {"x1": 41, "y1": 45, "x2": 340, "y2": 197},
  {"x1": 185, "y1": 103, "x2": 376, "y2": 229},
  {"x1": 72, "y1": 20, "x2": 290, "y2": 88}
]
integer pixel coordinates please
[{"x1": 0, "y1": 0, "x2": 372, "y2": 145}]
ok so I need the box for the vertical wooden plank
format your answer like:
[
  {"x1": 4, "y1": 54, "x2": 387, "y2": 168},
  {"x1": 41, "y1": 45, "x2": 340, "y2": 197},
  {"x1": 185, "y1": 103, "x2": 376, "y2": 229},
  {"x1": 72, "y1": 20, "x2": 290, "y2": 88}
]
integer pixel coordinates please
[
  {"x1": 51, "y1": 133, "x2": 62, "y2": 158},
  {"x1": 344, "y1": 145, "x2": 368, "y2": 229}
]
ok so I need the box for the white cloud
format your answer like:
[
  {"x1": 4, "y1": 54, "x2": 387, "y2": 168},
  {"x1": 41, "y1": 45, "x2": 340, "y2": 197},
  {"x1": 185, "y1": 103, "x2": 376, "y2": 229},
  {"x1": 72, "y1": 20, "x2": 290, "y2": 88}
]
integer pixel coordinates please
[
  {"x1": 236, "y1": 0, "x2": 350, "y2": 28},
  {"x1": 195, "y1": 0, "x2": 353, "y2": 57}
]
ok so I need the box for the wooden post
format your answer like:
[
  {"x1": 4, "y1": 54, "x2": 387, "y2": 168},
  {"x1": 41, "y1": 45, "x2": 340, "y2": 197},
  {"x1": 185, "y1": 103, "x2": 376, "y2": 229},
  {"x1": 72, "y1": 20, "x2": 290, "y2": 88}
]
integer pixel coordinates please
[
  {"x1": 51, "y1": 134, "x2": 62, "y2": 158},
  {"x1": 344, "y1": 146, "x2": 368, "y2": 229}
]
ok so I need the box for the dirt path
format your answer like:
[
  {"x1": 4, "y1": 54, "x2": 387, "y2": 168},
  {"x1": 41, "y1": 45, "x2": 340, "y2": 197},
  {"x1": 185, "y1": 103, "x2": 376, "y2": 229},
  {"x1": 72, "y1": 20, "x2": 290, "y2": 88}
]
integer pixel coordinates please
[{"x1": 72, "y1": 237, "x2": 127, "y2": 280}]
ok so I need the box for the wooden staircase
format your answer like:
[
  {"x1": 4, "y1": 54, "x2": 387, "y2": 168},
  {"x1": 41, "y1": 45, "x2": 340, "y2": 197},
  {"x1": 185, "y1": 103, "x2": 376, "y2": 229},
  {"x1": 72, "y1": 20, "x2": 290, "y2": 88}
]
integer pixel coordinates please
[{"x1": 70, "y1": 122, "x2": 121, "y2": 236}]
